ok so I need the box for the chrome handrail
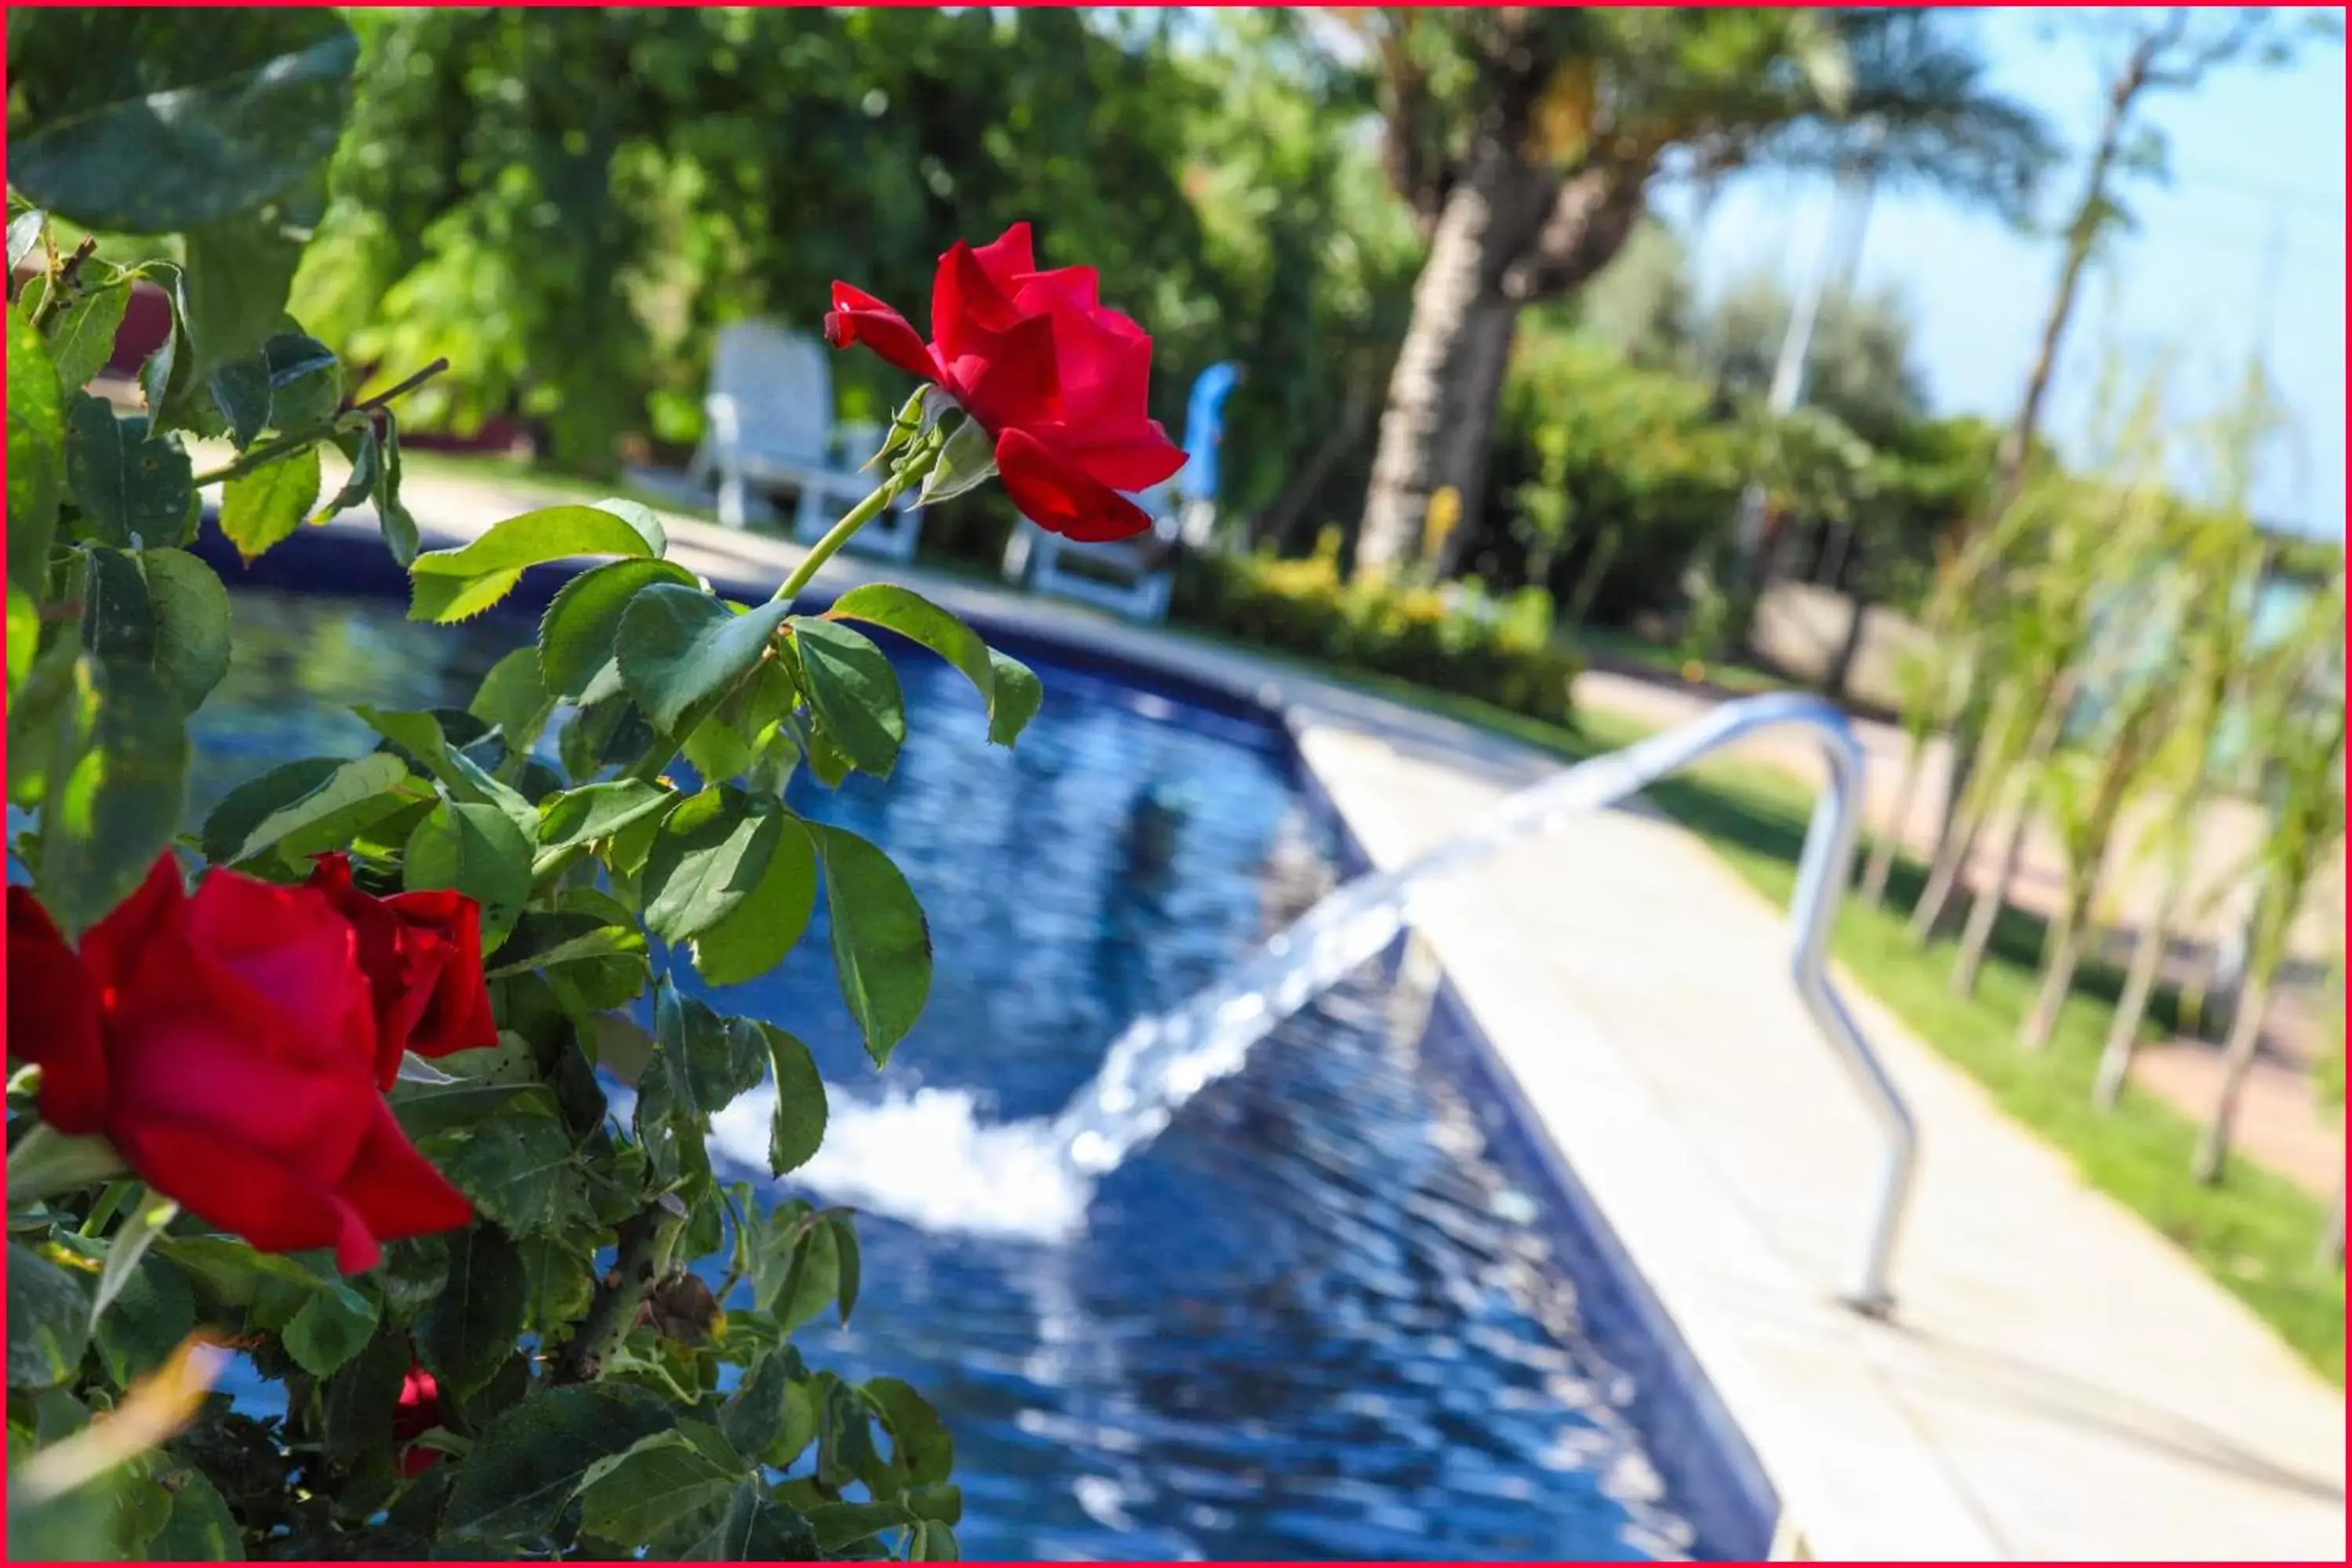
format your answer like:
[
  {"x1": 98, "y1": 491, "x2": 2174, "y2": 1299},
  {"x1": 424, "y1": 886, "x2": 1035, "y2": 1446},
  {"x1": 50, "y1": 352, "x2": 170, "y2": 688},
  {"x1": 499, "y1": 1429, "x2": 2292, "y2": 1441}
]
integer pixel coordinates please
[{"x1": 1397, "y1": 691, "x2": 1915, "y2": 1314}]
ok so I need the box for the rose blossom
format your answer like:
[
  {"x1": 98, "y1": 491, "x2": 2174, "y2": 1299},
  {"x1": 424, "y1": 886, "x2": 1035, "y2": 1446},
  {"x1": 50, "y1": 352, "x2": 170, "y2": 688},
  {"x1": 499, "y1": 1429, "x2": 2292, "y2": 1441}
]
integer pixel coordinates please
[
  {"x1": 306, "y1": 852, "x2": 499, "y2": 1088},
  {"x1": 825, "y1": 221, "x2": 1188, "y2": 543},
  {"x1": 6, "y1": 856, "x2": 473, "y2": 1273}
]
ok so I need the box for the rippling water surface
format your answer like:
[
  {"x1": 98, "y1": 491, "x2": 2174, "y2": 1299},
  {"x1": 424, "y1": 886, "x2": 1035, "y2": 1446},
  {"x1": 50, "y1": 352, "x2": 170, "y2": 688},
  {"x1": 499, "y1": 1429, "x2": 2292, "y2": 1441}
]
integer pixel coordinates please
[{"x1": 195, "y1": 589, "x2": 1704, "y2": 1561}]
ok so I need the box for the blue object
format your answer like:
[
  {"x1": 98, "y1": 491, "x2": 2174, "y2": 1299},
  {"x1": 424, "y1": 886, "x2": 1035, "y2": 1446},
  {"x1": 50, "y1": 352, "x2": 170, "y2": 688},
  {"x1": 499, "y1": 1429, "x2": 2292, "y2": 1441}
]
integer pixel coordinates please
[{"x1": 1177, "y1": 361, "x2": 1243, "y2": 502}]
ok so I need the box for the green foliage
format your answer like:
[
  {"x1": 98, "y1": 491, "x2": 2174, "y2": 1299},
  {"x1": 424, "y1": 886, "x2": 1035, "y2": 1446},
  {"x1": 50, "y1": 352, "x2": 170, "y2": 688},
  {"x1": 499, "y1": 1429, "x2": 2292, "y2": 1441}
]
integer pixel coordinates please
[
  {"x1": 5, "y1": 17, "x2": 1032, "y2": 1560},
  {"x1": 1176, "y1": 535, "x2": 1584, "y2": 729}
]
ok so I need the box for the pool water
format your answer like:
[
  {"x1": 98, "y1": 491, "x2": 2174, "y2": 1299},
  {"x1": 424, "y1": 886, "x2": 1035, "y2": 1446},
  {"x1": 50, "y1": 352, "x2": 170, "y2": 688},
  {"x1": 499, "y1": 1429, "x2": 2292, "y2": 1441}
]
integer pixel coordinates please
[{"x1": 192, "y1": 589, "x2": 1707, "y2": 1561}]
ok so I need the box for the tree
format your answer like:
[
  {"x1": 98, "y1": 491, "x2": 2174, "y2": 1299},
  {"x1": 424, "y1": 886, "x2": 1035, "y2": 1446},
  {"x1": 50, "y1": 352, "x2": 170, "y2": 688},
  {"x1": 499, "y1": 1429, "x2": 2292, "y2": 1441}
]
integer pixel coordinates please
[
  {"x1": 2093, "y1": 367, "x2": 2288, "y2": 1106},
  {"x1": 1344, "y1": 7, "x2": 2049, "y2": 581},
  {"x1": 1993, "y1": 6, "x2": 2336, "y2": 507},
  {"x1": 2193, "y1": 578, "x2": 2345, "y2": 1185}
]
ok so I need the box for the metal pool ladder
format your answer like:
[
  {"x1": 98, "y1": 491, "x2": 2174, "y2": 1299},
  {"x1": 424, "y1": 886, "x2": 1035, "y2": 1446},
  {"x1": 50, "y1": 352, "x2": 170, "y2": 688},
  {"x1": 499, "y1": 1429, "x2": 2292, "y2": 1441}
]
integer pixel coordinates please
[{"x1": 1461, "y1": 691, "x2": 1917, "y2": 1315}]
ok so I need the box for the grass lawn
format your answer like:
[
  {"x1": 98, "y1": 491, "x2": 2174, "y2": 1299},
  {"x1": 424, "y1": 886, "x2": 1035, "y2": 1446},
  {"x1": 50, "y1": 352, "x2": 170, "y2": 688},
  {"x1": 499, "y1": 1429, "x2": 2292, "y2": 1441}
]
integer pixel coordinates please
[{"x1": 1160, "y1": 627, "x2": 2347, "y2": 1385}]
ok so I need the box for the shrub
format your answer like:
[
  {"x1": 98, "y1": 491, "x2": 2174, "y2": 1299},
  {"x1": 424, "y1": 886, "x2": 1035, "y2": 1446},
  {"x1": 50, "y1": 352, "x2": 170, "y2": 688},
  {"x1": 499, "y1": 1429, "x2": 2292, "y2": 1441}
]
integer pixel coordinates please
[{"x1": 1173, "y1": 532, "x2": 1583, "y2": 727}]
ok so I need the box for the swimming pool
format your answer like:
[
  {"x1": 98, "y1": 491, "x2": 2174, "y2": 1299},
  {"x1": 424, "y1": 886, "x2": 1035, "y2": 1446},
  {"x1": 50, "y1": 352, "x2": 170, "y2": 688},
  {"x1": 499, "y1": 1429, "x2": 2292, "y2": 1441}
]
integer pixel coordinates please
[{"x1": 190, "y1": 583, "x2": 1740, "y2": 1560}]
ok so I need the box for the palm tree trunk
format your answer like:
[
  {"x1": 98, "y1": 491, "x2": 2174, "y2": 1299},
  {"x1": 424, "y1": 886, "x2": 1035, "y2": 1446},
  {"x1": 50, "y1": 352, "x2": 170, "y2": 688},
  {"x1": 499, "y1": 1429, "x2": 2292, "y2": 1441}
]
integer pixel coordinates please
[
  {"x1": 1909, "y1": 798, "x2": 1982, "y2": 942},
  {"x1": 1356, "y1": 163, "x2": 1527, "y2": 581},
  {"x1": 2021, "y1": 897, "x2": 2085, "y2": 1049},
  {"x1": 2321, "y1": 1173, "x2": 2344, "y2": 1270},
  {"x1": 1859, "y1": 733, "x2": 1924, "y2": 907},
  {"x1": 2096, "y1": 854, "x2": 2190, "y2": 1109},
  {"x1": 2193, "y1": 968, "x2": 2274, "y2": 1185},
  {"x1": 1951, "y1": 801, "x2": 2033, "y2": 997},
  {"x1": 1994, "y1": 33, "x2": 2150, "y2": 505}
]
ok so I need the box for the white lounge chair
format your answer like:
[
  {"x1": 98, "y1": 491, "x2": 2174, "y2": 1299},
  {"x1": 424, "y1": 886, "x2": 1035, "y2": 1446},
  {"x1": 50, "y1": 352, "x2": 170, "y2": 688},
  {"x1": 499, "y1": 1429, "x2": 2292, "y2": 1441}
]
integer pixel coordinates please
[
  {"x1": 690, "y1": 322, "x2": 920, "y2": 562},
  {"x1": 1002, "y1": 483, "x2": 1176, "y2": 622}
]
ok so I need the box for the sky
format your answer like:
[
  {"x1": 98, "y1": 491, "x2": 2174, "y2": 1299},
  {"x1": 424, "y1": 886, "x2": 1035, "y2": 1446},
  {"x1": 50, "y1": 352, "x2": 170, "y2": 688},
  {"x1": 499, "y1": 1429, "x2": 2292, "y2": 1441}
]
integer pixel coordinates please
[{"x1": 1650, "y1": 6, "x2": 2347, "y2": 539}]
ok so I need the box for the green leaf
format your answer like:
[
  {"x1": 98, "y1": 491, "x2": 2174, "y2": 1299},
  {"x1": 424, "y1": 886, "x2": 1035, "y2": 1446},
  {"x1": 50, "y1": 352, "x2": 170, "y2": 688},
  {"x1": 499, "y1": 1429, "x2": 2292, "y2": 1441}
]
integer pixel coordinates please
[
  {"x1": 537, "y1": 779, "x2": 675, "y2": 851},
  {"x1": 418, "y1": 1109, "x2": 587, "y2": 1240},
  {"x1": 152, "y1": 1236, "x2": 333, "y2": 1309},
  {"x1": 827, "y1": 583, "x2": 1042, "y2": 746},
  {"x1": 806, "y1": 1500, "x2": 916, "y2": 1553},
  {"x1": 789, "y1": 617, "x2": 905, "y2": 776},
  {"x1": 828, "y1": 1214, "x2": 862, "y2": 1327},
  {"x1": 862, "y1": 1377, "x2": 953, "y2": 1486},
  {"x1": 439, "y1": 1382, "x2": 675, "y2": 1548},
  {"x1": 691, "y1": 816, "x2": 817, "y2": 986},
  {"x1": 180, "y1": 216, "x2": 303, "y2": 383},
  {"x1": 322, "y1": 1325, "x2": 412, "y2": 1469},
  {"x1": 263, "y1": 330, "x2": 340, "y2": 429},
  {"x1": 718, "y1": 1352, "x2": 793, "y2": 1461},
  {"x1": 88, "y1": 1186, "x2": 178, "y2": 1324},
  {"x1": 219, "y1": 444, "x2": 321, "y2": 561},
  {"x1": 984, "y1": 650, "x2": 1046, "y2": 747},
  {"x1": 357, "y1": 706, "x2": 527, "y2": 818},
  {"x1": 44, "y1": 278, "x2": 131, "y2": 395},
  {"x1": 760, "y1": 1025, "x2": 828, "y2": 1177},
  {"x1": 408, "y1": 501, "x2": 666, "y2": 625},
  {"x1": 652, "y1": 984, "x2": 760, "y2": 1116},
  {"x1": 281, "y1": 1278, "x2": 379, "y2": 1379},
  {"x1": 145, "y1": 1461, "x2": 244, "y2": 1561},
  {"x1": 517, "y1": 1233, "x2": 595, "y2": 1336},
  {"x1": 140, "y1": 547, "x2": 232, "y2": 710},
  {"x1": 681, "y1": 714, "x2": 755, "y2": 783},
  {"x1": 223, "y1": 751, "x2": 417, "y2": 866},
  {"x1": 536, "y1": 557, "x2": 699, "y2": 701},
  {"x1": 7, "y1": 304, "x2": 64, "y2": 594},
  {"x1": 907, "y1": 1483, "x2": 964, "y2": 1526},
  {"x1": 619, "y1": 586, "x2": 791, "y2": 735},
  {"x1": 916, "y1": 411, "x2": 999, "y2": 506},
  {"x1": 811, "y1": 823, "x2": 931, "y2": 1065},
  {"x1": 64, "y1": 394, "x2": 194, "y2": 550},
  {"x1": 7, "y1": 10, "x2": 358, "y2": 234},
  {"x1": 576, "y1": 1427, "x2": 747, "y2": 1552},
  {"x1": 8, "y1": 1242, "x2": 91, "y2": 1388},
  {"x1": 412, "y1": 1225, "x2": 524, "y2": 1399},
  {"x1": 679, "y1": 1481, "x2": 820, "y2": 1561},
  {"x1": 642, "y1": 788, "x2": 784, "y2": 944},
  {"x1": 83, "y1": 543, "x2": 157, "y2": 667},
  {"x1": 374, "y1": 409, "x2": 421, "y2": 567},
  {"x1": 470, "y1": 646, "x2": 555, "y2": 757},
  {"x1": 8, "y1": 208, "x2": 45, "y2": 274},
  {"x1": 209, "y1": 355, "x2": 272, "y2": 448},
  {"x1": 405, "y1": 799, "x2": 533, "y2": 951},
  {"x1": 38, "y1": 660, "x2": 189, "y2": 935},
  {"x1": 316, "y1": 423, "x2": 380, "y2": 529},
  {"x1": 913, "y1": 1520, "x2": 962, "y2": 1561},
  {"x1": 6, "y1": 582, "x2": 37, "y2": 704},
  {"x1": 200, "y1": 756, "x2": 339, "y2": 861},
  {"x1": 93, "y1": 1251, "x2": 194, "y2": 1388}
]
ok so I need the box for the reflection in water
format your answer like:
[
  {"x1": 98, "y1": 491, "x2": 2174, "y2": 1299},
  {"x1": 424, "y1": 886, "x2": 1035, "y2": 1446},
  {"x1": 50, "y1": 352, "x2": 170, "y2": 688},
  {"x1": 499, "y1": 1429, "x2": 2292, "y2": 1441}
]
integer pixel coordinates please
[{"x1": 201, "y1": 590, "x2": 1704, "y2": 1561}]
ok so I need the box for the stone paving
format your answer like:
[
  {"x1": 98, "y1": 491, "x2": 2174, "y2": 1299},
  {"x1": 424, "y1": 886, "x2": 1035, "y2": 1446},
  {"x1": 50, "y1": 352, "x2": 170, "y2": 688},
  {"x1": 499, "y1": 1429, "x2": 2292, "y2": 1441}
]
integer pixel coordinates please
[{"x1": 282, "y1": 466, "x2": 2347, "y2": 1560}]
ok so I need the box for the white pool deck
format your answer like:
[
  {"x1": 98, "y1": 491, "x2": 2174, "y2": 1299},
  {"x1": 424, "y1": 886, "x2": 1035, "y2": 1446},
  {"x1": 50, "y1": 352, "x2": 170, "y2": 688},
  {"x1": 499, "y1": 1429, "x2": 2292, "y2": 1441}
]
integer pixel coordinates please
[{"x1": 309, "y1": 467, "x2": 2346, "y2": 1561}]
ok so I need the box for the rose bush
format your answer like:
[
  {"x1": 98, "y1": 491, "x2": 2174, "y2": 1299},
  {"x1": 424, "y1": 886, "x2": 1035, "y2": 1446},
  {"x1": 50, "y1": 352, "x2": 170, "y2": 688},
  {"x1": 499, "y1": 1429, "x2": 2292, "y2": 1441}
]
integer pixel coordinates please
[{"x1": 5, "y1": 10, "x2": 1154, "y2": 1560}]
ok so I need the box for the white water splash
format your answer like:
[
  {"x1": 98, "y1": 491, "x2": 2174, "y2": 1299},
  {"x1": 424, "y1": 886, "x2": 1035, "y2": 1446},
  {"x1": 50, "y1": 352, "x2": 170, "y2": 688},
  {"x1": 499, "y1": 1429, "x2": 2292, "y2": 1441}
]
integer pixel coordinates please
[
  {"x1": 713, "y1": 1081, "x2": 1092, "y2": 1243},
  {"x1": 710, "y1": 720, "x2": 1712, "y2": 1242}
]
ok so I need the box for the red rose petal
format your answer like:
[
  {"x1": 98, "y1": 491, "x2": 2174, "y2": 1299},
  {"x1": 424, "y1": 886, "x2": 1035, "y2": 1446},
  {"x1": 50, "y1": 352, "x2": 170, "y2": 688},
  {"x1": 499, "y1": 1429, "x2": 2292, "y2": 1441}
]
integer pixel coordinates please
[
  {"x1": 5, "y1": 888, "x2": 108, "y2": 1136},
  {"x1": 824, "y1": 282, "x2": 942, "y2": 386},
  {"x1": 995, "y1": 427, "x2": 1156, "y2": 543}
]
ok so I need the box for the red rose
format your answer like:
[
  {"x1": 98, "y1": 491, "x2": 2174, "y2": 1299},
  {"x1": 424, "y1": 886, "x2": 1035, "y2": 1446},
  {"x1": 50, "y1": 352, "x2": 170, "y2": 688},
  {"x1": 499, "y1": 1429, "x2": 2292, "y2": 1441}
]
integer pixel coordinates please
[
  {"x1": 306, "y1": 853, "x2": 499, "y2": 1089},
  {"x1": 5, "y1": 857, "x2": 472, "y2": 1273},
  {"x1": 392, "y1": 1361, "x2": 445, "y2": 1477},
  {"x1": 825, "y1": 222, "x2": 1187, "y2": 543}
]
